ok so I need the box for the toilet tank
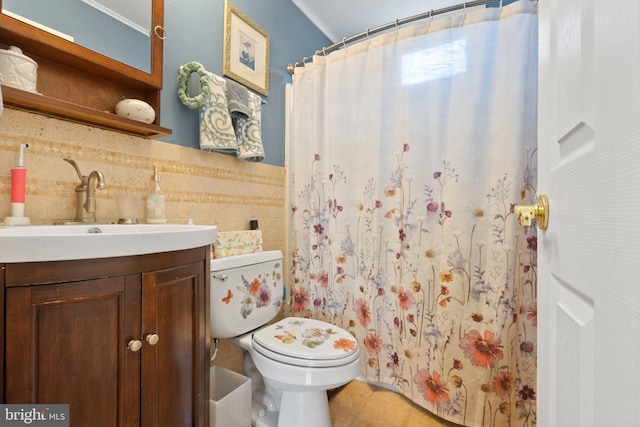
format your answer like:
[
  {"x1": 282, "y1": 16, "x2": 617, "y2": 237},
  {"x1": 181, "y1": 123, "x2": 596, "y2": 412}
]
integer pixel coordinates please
[{"x1": 210, "y1": 250, "x2": 284, "y2": 338}]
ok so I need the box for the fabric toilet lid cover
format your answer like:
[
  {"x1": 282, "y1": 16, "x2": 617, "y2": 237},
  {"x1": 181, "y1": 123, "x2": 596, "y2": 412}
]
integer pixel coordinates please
[{"x1": 253, "y1": 317, "x2": 358, "y2": 361}]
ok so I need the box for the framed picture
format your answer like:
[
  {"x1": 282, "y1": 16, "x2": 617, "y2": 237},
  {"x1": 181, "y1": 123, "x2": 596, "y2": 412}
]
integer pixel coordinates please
[{"x1": 223, "y1": 1, "x2": 270, "y2": 96}]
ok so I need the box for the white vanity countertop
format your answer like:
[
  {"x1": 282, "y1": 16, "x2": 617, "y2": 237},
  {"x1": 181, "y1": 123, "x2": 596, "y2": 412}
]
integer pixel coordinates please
[{"x1": 0, "y1": 223, "x2": 217, "y2": 263}]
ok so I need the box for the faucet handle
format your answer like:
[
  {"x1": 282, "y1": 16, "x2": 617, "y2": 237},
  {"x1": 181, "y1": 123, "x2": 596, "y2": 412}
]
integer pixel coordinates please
[{"x1": 63, "y1": 159, "x2": 85, "y2": 181}]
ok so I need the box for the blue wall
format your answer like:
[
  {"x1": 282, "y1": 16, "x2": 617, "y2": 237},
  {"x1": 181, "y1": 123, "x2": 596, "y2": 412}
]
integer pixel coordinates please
[
  {"x1": 159, "y1": 0, "x2": 331, "y2": 167},
  {"x1": 7, "y1": 1, "x2": 516, "y2": 167}
]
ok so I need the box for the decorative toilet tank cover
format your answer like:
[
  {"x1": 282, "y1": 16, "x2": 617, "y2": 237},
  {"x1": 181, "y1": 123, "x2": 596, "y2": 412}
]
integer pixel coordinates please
[{"x1": 253, "y1": 317, "x2": 358, "y2": 360}]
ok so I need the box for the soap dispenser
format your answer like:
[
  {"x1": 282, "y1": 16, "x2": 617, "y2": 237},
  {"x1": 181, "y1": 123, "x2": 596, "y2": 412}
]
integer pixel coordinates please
[{"x1": 146, "y1": 166, "x2": 167, "y2": 224}]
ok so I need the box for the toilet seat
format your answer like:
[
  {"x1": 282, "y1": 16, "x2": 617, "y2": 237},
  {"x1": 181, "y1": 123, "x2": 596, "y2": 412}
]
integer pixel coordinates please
[{"x1": 252, "y1": 317, "x2": 359, "y2": 368}]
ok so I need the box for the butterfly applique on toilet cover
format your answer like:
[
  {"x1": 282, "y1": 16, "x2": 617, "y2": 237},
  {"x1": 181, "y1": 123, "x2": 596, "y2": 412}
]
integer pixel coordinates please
[{"x1": 253, "y1": 317, "x2": 358, "y2": 361}]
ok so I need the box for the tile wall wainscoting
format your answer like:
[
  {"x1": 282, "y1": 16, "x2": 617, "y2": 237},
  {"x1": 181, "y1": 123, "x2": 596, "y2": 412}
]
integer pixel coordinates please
[{"x1": 0, "y1": 108, "x2": 286, "y2": 244}]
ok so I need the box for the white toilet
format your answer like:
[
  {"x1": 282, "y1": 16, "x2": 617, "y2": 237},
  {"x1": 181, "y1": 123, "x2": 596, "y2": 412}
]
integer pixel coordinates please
[{"x1": 210, "y1": 250, "x2": 360, "y2": 427}]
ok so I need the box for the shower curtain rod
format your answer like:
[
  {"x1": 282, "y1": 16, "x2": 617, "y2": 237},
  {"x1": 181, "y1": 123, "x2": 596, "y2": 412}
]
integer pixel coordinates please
[{"x1": 287, "y1": 0, "x2": 514, "y2": 75}]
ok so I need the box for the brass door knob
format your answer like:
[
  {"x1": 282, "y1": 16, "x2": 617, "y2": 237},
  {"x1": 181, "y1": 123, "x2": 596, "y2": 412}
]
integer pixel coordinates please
[{"x1": 514, "y1": 195, "x2": 549, "y2": 230}]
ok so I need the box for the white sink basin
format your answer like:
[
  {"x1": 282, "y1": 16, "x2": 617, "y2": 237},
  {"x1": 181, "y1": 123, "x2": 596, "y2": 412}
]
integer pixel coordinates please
[{"x1": 0, "y1": 224, "x2": 217, "y2": 263}]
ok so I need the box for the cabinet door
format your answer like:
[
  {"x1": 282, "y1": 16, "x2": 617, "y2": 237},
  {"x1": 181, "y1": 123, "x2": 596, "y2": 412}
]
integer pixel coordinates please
[
  {"x1": 5, "y1": 276, "x2": 141, "y2": 427},
  {"x1": 141, "y1": 261, "x2": 207, "y2": 427}
]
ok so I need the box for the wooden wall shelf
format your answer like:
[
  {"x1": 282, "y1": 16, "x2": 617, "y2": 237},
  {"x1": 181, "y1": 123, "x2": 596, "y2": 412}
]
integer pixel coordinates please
[
  {"x1": 0, "y1": 2, "x2": 170, "y2": 139},
  {"x1": 2, "y1": 85, "x2": 171, "y2": 139}
]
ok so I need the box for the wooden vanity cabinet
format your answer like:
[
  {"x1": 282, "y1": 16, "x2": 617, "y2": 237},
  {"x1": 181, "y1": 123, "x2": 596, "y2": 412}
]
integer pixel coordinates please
[{"x1": 1, "y1": 247, "x2": 210, "y2": 427}]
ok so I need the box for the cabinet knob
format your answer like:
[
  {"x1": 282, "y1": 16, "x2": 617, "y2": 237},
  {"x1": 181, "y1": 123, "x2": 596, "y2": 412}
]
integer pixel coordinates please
[
  {"x1": 128, "y1": 339, "x2": 143, "y2": 352},
  {"x1": 146, "y1": 334, "x2": 160, "y2": 346}
]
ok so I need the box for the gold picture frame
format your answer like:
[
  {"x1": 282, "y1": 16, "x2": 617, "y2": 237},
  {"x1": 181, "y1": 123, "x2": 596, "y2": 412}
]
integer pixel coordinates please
[{"x1": 223, "y1": 1, "x2": 270, "y2": 96}]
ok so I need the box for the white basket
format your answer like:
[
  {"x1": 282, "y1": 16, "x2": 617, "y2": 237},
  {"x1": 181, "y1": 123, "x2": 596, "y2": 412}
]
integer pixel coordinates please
[
  {"x1": 0, "y1": 46, "x2": 37, "y2": 93},
  {"x1": 210, "y1": 366, "x2": 252, "y2": 427}
]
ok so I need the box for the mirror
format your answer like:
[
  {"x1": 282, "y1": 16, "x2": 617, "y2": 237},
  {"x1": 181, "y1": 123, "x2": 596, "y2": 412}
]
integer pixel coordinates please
[
  {"x1": 2, "y1": 0, "x2": 152, "y2": 73},
  {"x1": 0, "y1": 0, "x2": 166, "y2": 135}
]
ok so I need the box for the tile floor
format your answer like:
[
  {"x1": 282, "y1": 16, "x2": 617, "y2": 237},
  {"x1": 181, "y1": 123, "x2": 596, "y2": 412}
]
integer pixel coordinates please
[
  {"x1": 328, "y1": 379, "x2": 461, "y2": 427},
  {"x1": 212, "y1": 339, "x2": 460, "y2": 426}
]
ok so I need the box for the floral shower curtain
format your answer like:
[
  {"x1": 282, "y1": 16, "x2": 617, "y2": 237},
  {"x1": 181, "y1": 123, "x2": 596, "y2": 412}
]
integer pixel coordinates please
[{"x1": 288, "y1": 2, "x2": 538, "y2": 426}]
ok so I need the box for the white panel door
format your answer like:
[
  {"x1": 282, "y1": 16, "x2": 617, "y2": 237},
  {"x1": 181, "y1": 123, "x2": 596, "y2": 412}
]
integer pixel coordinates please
[{"x1": 538, "y1": 0, "x2": 640, "y2": 425}]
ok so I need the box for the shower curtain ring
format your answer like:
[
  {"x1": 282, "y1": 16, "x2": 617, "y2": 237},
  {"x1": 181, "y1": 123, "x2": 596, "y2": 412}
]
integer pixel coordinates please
[
  {"x1": 366, "y1": 28, "x2": 370, "y2": 42},
  {"x1": 499, "y1": 0, "x2": 504, "y2": 11},
  {"x1": 342, "y1": 37, "x2": 347, "y2": 49},
  {"x1": 322, "y1": 47, "x2": 327, "y2": 56}
]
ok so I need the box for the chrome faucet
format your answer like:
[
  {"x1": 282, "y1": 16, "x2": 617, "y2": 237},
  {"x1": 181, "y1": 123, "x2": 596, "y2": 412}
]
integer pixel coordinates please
[{"x1": 64, "y1": 159, "x2": 107, "y2": 223}]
